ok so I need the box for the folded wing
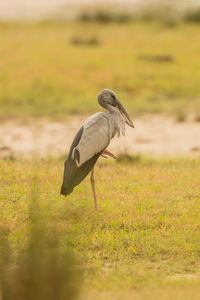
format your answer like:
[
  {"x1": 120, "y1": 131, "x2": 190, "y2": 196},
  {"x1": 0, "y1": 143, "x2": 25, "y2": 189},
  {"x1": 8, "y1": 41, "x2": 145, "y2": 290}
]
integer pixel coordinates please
[{"x1": 60, "y1": 113, "x2": 111, "y2": 196}]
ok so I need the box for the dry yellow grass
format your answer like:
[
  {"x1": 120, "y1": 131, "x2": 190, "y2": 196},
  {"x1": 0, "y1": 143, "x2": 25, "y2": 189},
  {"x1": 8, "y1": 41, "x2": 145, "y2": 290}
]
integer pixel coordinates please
[{"x1": 1, "y1": 156, "x2": 200, "y2": 299}]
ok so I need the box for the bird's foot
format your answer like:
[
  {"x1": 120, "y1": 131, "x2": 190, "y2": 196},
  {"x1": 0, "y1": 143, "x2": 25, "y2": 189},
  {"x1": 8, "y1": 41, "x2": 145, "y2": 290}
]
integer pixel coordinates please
[{"x1": 101, "y1": 150, "x2": 117, "y2": 159}]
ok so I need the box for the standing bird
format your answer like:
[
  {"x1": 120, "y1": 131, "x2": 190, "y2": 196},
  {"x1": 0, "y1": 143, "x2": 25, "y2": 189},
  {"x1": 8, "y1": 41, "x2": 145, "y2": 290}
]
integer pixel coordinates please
[{"x1": 60, "y1": 89, "x2": 134, "y2": 209}]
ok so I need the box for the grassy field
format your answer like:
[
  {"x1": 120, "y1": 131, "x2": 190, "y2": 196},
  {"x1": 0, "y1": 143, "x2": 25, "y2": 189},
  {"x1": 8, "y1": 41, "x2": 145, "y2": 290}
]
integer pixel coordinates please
[
  {"x1": 1, "y1": 156, "x2": 200, "y2": 299},
  {"x1": 1, "y1": 21, "x2": 200, "y2": 119},
  {"x1": 1, "y1": 17, "x2": 200, "y2": 299}
]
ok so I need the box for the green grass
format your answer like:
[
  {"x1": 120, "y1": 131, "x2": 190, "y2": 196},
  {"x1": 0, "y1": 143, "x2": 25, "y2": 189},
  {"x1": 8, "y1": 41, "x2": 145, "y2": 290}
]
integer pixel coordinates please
[
  {"x1": 1, "y1": 156, "x2": 200, "y2": 299},
  {"x1": 1, "y1": 22, "x2": 200, "y2": 119}
]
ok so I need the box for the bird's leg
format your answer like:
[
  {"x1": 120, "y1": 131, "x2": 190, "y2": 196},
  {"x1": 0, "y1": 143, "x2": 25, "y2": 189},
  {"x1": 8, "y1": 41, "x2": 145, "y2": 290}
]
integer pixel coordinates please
[
  {"x1": 90, "y1": 167, "x2": 98, "y2": 210},
  {"x1": 101, "y1": 149, "x2": 117, "y2": 159},
  {"x1": 91, "y1": 151, "x2": 117, "y2": 209}
]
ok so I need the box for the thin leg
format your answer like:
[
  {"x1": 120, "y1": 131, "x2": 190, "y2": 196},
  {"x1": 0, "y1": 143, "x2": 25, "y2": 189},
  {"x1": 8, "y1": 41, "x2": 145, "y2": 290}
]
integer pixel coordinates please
[
  {"x1": 90, "y1": 167, "x2": 97, "y2": 209},
  {"x1": 101, "y1": 149, "x2": 117, "y2": 159}
]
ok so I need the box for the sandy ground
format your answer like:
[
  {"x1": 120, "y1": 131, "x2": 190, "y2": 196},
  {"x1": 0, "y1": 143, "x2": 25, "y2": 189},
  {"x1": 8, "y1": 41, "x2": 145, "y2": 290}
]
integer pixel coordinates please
[
  {"x1": 0, "y1": 0, "x2": 194, "y2": 20},
  {"x1": 0, "y1": 0, "x2": 141, "y2": 20},
  {"x1": 0, "y1": 115, "x2": 200, "y2": 159}
]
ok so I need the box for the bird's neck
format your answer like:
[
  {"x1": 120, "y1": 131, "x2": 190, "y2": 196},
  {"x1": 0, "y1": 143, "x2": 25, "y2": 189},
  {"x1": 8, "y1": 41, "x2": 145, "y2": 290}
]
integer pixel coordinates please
[{"x1": 108, "y1": 110, "x2": 126, "y2": 137}]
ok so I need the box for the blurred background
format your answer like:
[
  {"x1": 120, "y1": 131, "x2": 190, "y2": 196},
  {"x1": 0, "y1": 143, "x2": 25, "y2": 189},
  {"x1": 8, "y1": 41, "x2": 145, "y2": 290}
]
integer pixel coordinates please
[
  {"x1": 0, "y1": 0, "x2": 200, "y2": 157},
  {"x1": 0, "y1": 0, "x2": 199, "y2": 21}
]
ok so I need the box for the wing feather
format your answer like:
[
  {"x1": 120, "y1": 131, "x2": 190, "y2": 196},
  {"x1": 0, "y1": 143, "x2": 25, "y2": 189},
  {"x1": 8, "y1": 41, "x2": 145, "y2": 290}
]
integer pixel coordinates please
[
  {"x1": 60, "y1": 113, "x2": 111, "y2": 196},
  {"x1": 75, "y1": 113, "x2": 110, "y2": 166}
]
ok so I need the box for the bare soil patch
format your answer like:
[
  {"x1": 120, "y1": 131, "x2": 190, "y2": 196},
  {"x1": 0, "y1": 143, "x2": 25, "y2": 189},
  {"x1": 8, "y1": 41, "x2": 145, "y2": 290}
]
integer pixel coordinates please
[{"x1": 0, "y1": 115, "x2": 200, "y2": 158}]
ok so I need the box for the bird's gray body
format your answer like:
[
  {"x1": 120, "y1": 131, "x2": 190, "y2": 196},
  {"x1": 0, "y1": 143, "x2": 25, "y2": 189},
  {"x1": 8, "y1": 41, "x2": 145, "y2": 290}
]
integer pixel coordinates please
[{"x1": 60, "y1": 110, "x2": 126, "y2": 196}]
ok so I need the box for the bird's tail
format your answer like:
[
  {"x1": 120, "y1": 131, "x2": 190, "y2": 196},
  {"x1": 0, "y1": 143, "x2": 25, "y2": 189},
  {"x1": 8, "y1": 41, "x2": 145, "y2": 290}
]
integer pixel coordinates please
[
  {"x1": 60, "y1": 152, "x2": 102, "y2": 197},
  {"x1": 60, "y1": 183, "x2": 67, "y2": 196},
  {"x1": 60, "y1": 159, "x2": 75, "y2": 196},
  {"x1": 60, "y1": 183, "x2": 73, "y2": 196}
]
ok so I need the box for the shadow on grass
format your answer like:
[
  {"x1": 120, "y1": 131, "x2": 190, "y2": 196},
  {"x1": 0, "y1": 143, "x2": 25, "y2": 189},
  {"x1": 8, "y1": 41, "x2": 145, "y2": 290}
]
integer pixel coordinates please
[
  {"x1": 71, "y1": 35, "x2": 100, "y2": 46},
  {"x1": 184, "y1": 8, "x2": 200, "y2": 23},
  {"x1": 79, "y1": 10, "x2": 132, "y2": 23},
  {"x1": 116, "y1": 153, "x2": 156, "y2": 166}
]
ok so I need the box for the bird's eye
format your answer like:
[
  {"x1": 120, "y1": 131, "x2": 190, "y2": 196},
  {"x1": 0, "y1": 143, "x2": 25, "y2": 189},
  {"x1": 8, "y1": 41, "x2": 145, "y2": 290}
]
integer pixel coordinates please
[{"x1": 111, "y1": 93, "x2": 117, "y2": 106}]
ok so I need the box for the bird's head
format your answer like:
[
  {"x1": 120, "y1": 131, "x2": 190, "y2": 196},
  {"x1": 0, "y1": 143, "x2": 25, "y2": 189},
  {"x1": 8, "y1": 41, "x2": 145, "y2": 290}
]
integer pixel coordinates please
[{"x1": 98, "y1": 89, "x2": 134, "y2": 128}]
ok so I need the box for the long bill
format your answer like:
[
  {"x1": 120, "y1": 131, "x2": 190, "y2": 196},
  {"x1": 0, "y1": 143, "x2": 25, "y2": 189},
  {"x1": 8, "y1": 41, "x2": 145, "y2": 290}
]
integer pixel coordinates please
[{"x1": 117, "y1": 101, "x2": 134, "y2": 128}]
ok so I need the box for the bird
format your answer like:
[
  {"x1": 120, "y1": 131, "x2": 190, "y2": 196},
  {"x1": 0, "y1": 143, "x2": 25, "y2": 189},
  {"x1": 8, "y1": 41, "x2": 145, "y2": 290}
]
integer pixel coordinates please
[{"x1": 60, "y1": 89, "x2": 134, "y2": 209}]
